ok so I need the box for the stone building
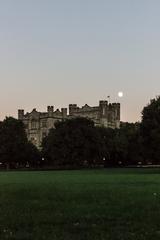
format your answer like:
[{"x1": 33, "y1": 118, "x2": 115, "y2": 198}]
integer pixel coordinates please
[{"x1": 18, "y1": 100, "x2": 120, "y2": 149}]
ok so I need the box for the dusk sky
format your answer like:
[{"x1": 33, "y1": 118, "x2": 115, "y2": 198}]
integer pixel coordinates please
[{"x1": 0, "y1": 0, "x2": 160, "y2": 122}]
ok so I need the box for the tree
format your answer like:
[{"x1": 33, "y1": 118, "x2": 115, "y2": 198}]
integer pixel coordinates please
[
  {"x1": 96, "y1": 127, "x2": 116, "y2": 166},
  {"x1": 0, "y1": 117, "x2": 40, "y2": 168},
  {"x1": 141, "y1": 96, "x2": 160, "y2": 164},
  {"x1": 42, "y1": 118, "x2": 103, "y2": 167},
  {"x1": 96, "y1": 123, "x2": 143, "y2": 167},
  {"x1": 117, "y1": 122, "x2": 143, "y2": 165}
]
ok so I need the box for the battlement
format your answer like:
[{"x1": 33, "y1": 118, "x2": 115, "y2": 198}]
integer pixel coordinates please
[
  {"x1": 18, "y1": 107, "x2": 67, "y2": 120},
  {"x1": 47, "y1": 106, "x2": 54, "y2": 112},
  {"x1": 99, "y1": 100, "x2": 108, "y2": 105}
]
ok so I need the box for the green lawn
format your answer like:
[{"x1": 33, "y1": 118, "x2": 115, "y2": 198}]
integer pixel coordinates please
[{"x1": 0, "y1": 169, "x2": 160, "y2": 240}]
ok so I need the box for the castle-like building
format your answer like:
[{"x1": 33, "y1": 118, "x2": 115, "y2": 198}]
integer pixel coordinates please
[{"x1": 18, "y1": 100, "x2": 120, "y2": 148}]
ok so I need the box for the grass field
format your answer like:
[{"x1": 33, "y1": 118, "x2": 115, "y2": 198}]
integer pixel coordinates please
[{"x1": 0, "y1": 169, "x2": 160, "y2": 240}]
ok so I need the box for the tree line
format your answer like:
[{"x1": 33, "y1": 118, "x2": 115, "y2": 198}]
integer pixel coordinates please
[{"x1": 0, "y1": 96, "x2": 160, "y2": 169}]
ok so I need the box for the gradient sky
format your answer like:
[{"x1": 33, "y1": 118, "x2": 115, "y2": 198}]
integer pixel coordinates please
[{"x1": 0, "y1": 0, "x2": 160, "y2": 122}]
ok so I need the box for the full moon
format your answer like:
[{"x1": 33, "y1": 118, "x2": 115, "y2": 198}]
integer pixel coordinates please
[{"x1": 118, "y1": 91, "x2": 123, "y2": 98}]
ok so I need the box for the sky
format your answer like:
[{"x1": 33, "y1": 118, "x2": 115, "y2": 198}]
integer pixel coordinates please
[{"x1": 0, "y1": 0, "x2": 160, "y2": 122}]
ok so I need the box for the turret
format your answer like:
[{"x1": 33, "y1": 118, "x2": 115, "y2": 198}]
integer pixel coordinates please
[
  {"x1": 47, "y1": 106, "x2": 54, "y2": 116},
  {"x1": 99, "y1": 100, "x2": 108, "y2": 117},
  {"x1": 61, "y1": 108, "x2": 67, "y2": 118},
  {"x1": 18, "y1": 109, "x2": 24, "y2": 120},
  {"x1": 112, "y1": 103, "x2": 120, "y2": 121},
  {"x1": 47, "y1": 106, "x2": 54, "y2": 112},
  {"x1": 69, "y1": 104, "x2": 78, "y2": 115}
]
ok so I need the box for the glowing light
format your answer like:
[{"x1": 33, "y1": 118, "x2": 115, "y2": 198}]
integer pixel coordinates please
[{"x1": 118, "y1": 92, "x2": 123, "y2": 98}]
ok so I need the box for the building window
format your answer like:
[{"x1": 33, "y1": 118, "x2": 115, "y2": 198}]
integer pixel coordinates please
[
  {"x1": 42, "y1": 121, "x2": 47, "y2": 128},
  {"x1": 31, "y1": 120, "x2": 36, "y2": 129}
]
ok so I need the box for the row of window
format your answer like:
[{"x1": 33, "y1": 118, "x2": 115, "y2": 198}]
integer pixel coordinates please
[{"x1": 24, "y1": 121, "x2": 47, "y2": 129}]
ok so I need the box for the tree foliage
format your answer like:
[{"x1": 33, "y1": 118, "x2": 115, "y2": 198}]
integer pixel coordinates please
[
  {"x1": 116, "y1": 123, "x2": 143, "y2": 165},
  {"x1": 96, "y1": 123, "x2": 143, "y2": 167},
  {"x1": 141, "y1": 96, "x2": 160, "y2": 163},
  {"x1": 0, "y1": 117, "x2": 40, "y2": 168},
  {"x1": 42, "y1": 118, "x2": 103, "y2": 167}
]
